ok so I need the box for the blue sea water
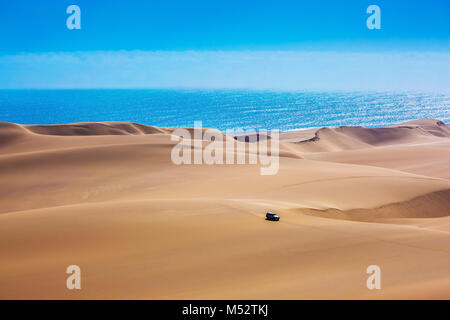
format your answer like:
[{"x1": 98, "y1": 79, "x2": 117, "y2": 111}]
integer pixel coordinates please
[{"x1": 0, "y1": 89, "x2": 449, "y2": 131}]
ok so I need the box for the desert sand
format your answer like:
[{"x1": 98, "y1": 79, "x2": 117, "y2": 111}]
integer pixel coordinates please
[{"x1": 0, "y1": 119, "x2": 449, "y2": 299}]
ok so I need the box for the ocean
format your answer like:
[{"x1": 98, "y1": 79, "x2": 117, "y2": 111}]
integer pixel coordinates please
[{"x1": 0, "y1": 89, "x2": 449, "y2": 131}]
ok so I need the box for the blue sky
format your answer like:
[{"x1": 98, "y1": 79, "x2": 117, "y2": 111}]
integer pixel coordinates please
[{"x1": 0, "y1": 0, "x2": 449, "y2": 90}]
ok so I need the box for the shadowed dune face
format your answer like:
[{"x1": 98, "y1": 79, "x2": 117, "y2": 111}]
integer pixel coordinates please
[
  {"x1": 0, "y1": 119, "x2": 449, "y2": 299},
  {"x1": 287, "y1": 119, "x2": 450, "y2": 153},
  {"x1": 0, "y1": 122, "x2": 30, "y2": 148}
]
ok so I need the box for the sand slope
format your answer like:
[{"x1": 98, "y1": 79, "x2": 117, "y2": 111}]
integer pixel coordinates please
[{"x1": 0, "y1": 119, "x2": 449, "y2": 299}]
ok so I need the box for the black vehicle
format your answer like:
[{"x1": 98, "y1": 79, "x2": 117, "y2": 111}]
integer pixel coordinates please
[{"x1": 265, "y1": 212, "x2": 280, "y2": 221}]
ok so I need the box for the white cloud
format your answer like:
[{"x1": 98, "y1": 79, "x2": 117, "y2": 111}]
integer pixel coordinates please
[{"x1": 0, "y1": 50, "x2": 449, "y2": 91}]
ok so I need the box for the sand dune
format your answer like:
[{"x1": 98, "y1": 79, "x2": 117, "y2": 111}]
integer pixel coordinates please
[
  {"x1": 24, "y1": 121, "x2": 168, "y2": 136},
  {"x1": 0, "y1": 119, "x2": 449, "y2": 299},
  {"x1": 281, "y1": 119, "x2": 450, "y2": 153}
]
